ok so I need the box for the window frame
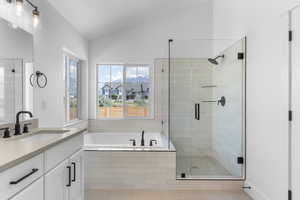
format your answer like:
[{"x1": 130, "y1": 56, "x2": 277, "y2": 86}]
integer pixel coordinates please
[
  {"x1": 96, "y1": 64, "x2": 154, "y2": 120},
  {"x1": 64, "y1": 53, "x2": 81, "y2": 124}
]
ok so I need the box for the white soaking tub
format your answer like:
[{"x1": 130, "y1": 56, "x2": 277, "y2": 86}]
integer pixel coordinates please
[
  {"x1": 84, "y1": 132, "x2": 176, "y2": 190},
  {"x1": 84, "y1": 132, "x2": 174, "y2": 151}
]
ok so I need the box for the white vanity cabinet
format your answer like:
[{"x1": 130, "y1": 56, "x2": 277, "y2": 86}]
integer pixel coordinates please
[
  {"x1": 10, "y1": 178, "x2": 44, "y2": 200},
  {"x1": 44, "y1": 134, "x2": 84, "y2": 200},
  {"x1": 69, "y1": 151, "x2": 84, "y2": 200},
  {"x1": 0, "y1": 154, "x2": 43, "y2": 200},
  {"x1": 0, "y1": 132, "x2": 84, "y2": 200},
  {"x1": 45, "y1": 160, "x2": 70, "y2": 200},
  {"x1": 44, "y1": 150, "x2": 83, "y2": 200}
]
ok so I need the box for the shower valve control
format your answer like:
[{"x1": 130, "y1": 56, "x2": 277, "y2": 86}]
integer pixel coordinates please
[
  {"x1": 217, "y1": 96, "x2": 226, "y2": 107},
  {"x1": 238, "y1": 52, "x2": 244, "y2": 60}
]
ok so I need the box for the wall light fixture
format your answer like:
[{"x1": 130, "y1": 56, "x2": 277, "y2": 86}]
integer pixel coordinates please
[{"x1": 6, "y1": 0, "x2": 40, "y2": 27}]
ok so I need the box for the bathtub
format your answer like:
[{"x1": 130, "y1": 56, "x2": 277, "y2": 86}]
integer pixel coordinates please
[
  {"x1": 84, "y1": 132, "x2": 176, "y2": 190},
  {"x1": 84, "y1": 132, "x2": 174, "y2": 151}
]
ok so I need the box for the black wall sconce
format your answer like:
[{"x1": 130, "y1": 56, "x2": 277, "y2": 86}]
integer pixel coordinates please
[{"x1": 6, "y1": 0, "x2": 40, "y2": 27}]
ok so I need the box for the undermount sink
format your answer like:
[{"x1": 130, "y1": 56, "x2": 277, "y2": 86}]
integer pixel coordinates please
[
  {"x1": 8, "y1": 130, "x2": 70, "y2": 142},
  {"x1": 36, "y1": 130, "x2": 70, "y2": 135},
  {"x1": 17, "y1": 134, "x2": 60, "y2": 142}
]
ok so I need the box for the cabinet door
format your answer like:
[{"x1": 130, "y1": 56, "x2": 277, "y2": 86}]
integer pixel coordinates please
[
  {"x1": 45, "y1": 160, "x2": 69, "y2": 200},
  {"x1": 292, "y1": 6, "x2": 300, "y2": 200},
  {"x1": 69, "y1": 150, "x2": 83, "y2": 200},
  {"x1": 10, "y1": 178, "x2": 43, "y2": 200}
]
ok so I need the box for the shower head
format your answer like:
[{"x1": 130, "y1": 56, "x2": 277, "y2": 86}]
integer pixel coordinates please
[
  {"x1": 208, "y1": 58, "x2": 219, "y2": 65},
  {"x1": 208, "y1": 55, "x2": 225, "y2": 65}
]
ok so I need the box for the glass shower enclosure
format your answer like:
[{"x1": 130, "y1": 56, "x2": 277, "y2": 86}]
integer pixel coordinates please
[{"x1": 164, "y1": 38, "x2": 246, "y2": 180}]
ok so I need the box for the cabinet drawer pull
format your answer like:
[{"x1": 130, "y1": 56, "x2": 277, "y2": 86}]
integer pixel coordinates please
[
  {"x1": 9, "y1": 168, "x2": 39, "y2": 185},
  {"x1": 66, "y1": 166, "x2": 71, "y2": 187},
  {"x1": 72, "y1": 162, "x2": 76, "y2": 182}
]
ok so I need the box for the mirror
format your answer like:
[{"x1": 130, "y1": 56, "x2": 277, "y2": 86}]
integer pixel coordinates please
[{"x1": 0, "y1": 17, "x2": 34, "y2": 124}]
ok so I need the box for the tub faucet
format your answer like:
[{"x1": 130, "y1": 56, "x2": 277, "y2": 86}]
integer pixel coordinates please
[
  {"x1": 129, "y1": 139, "x2": 136, "y2": 146},
  {"x1": 150, "y1": 139, "x2": 157, "y2": 147},
  {"x1": 141, "y1": 130, "x2": 145, "y2": 146}
]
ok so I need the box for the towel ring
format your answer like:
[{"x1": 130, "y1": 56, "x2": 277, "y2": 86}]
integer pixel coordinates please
[{"x1": 30, "y1": 71, "x2": 48, "y2": 88}]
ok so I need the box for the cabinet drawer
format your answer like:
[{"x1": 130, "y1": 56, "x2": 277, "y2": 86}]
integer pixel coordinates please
[
  {"x1": 10, "y1": 178, "x2": 44, "y2": 200},
  {"x1": 0, "y1": 154, "x2": 43, "y2": 200},
  {"x1": 45, "y1": 134, "x2": 83, "y2": 172}
]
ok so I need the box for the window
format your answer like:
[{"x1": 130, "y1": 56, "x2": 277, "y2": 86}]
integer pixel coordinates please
[
  {"x1": 65, "y1": 54, "x2": 81, "y2": 122},
  {"x1": 97, "y1": 64, "x2": 152, "y2": 119}
]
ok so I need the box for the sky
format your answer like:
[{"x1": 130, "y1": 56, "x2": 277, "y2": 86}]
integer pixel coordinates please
[{"x1": 98, "y1": 65, "x2": 150, "y2": 83}]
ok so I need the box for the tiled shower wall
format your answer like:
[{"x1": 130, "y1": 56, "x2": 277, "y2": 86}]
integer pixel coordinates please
[
  {"x1": 157, "y1": 58, "x2": 214, "y2": 157},
  {"x1": 212, "y1": 39, "x2": 245, "y2": 177}
]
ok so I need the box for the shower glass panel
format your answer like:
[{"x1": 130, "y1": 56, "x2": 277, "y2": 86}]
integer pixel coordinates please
[{"x1": 168, "y1": 38, "x2": 246, "y2": 179}]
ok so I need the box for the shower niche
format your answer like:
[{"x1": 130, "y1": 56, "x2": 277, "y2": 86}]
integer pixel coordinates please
[{"x1": 161, "y1": 38, "x2": 246, "y2": 180}]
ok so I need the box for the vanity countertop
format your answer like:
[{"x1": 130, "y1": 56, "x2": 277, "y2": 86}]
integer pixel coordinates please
[{"x1": 0, "y1": 127, "x2": 86, "y2": 173}]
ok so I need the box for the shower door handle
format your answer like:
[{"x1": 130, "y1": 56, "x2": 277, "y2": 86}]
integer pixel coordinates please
[
  {"x1": 194, "y1": 104, "x2": 197, "y2": 119},
  {"x1": 197, "y1": 104, "x2": 200, "y2": 120},
  {"x1": 195, "y1": 103, "x2": 200, "y2": 120},
  {"x1": 195, "y1": 103, "x2": 197, "y2": 119}
]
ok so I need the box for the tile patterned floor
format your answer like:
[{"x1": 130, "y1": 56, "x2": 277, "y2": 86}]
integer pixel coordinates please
[{"x1": 86, "y1": 190, "x2": 253, "y2": 200}]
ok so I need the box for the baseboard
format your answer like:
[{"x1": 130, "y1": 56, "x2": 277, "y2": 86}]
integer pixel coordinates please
[{"x1": 244, "y1": 181, "x2": 270, "y2": 200}]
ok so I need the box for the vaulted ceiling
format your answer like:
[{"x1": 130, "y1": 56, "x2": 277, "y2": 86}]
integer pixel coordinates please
[{"x1": 47, "y1": 0, "x2": 210, "y2": 40}]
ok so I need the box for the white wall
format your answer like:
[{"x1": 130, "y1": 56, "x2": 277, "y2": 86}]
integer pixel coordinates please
[
  {"x1": 88, "y1": 0, "x2": 213, "y2": 131},
  {"x1": 31, "y1": 0, "x2": 89, "y2": 127},
  {"x1": 213, "y1": 0, "x2": 300, "y2": 199}
]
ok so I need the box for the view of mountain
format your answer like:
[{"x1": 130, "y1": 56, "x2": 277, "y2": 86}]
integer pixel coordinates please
[{"x1": 112, "y1": 76, "x2": 150, "y2": 83}]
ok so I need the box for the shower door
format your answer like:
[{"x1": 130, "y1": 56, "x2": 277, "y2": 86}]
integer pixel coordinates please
[
  {"x1": 170, "y1": 58, "x2": 217, "y2": 179},
  {"x1": 169, "y1": 38, "x2": 246, "y2": 180}
]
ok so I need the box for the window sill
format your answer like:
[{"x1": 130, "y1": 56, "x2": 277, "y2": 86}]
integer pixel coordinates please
[
  {"x1": 64, "y1": 119, "x2": 86, "y2": 127},
  {"x1": 94, "y1": 117, "x2": 155, "y2": 121}
]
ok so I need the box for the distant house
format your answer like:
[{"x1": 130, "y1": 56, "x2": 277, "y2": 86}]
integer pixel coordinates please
[
  {"x1": 126, "y1": 83, "x2": 150, "y2": 100},
  {"x1": 126, "y1": 88, "x2": 136, "y2": 100},
  {"x1": 101, "y1": 84, "x2": 122, "y2": 98},
  {"x1": 101, "y1": 85, "x2": 111, "y2": 97},
  {"x1": 101, "y1": 82, "x2": 149, "y2": 101},
  {"x1": 114, "y1": 85, "x2": 122, "y2": 94}
]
